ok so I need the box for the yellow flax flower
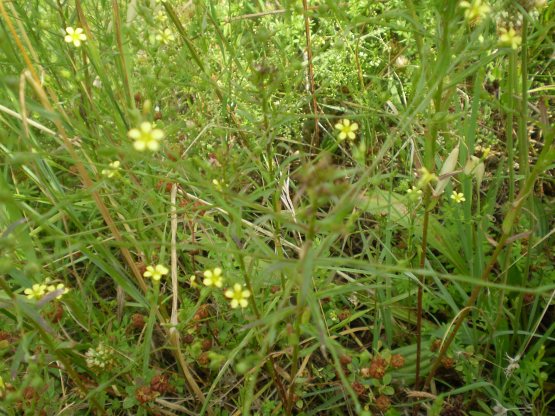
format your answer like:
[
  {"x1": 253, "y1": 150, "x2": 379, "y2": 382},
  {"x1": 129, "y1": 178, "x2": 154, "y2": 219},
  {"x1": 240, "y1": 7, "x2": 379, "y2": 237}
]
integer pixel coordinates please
[
  {"x1": 225, "y1": 283, "x2": 251, "y2": 309},
  {"x1": 203, "y1": 267, "x2": 223, "y2": 288},
  {"x1": 156, "y1": 28, "x2": 175, "y2": 45},
  {"x1": 101, "y1": 161, "x2": 121, "y2": 178},
  {"x1": 24, "y1": 283, "x2": 47, "y2": 300},
  {"x1": 498, "y1": 28, "x2": 522, "y2": 50},
  {"x1": 155, "y1": 10, "x2": 168, "y2": 23},
  {"x1": 460, "y1": 0, "x2": 490, "y2": 25},
  {"x1": 143, "y1": 264, "x2": 169, "y2": 281},
  {"x1": 64, "y1": 27, "x2": 87, "y2": 47},
  {"x1": 189, "y1": 275, "x2": 199, "y2": 288},
  {"x1": 334, "y1": 119, "x2": 359, "y2": 141},
  {"x1": 450, "y1": 191, "x2": 466, "y2": 203},
  {"x1": 47, "y1": 283, "x2": 70, "y2": 299},
  {"x1": 129, "y1": 122, "x2": 164, "y2": 152}
]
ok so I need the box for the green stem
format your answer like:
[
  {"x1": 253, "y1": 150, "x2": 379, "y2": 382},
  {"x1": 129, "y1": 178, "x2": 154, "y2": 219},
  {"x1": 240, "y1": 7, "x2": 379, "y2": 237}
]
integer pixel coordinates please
[{"x1": 507, "y1": 51, "x2": 517, "y2": 201}]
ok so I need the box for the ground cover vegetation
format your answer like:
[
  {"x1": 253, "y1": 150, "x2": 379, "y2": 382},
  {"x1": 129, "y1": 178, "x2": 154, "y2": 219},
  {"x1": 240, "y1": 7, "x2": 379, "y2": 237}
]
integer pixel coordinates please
[{"x1": 0, "y1": 0, "x2": 554, "y2": 415}]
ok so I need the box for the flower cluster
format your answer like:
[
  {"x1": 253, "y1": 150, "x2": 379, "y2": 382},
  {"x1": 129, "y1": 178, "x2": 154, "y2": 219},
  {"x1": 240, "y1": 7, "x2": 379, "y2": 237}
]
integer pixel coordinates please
[
  {"x1": 199, "y1": 267, "x2": 250, "y2": 309},
  {"x1": 24, "y1": 280, "x2": 69, "y2": 300},
  {"x1": 101, "y1": 161, "x2": 121, "y2": 178},
  {"x1": 85, "y1": 343, "x2": 115, "y2": 370},
  {"x1": 406, "y1": 186, "x2": 423, "y2": 200}
]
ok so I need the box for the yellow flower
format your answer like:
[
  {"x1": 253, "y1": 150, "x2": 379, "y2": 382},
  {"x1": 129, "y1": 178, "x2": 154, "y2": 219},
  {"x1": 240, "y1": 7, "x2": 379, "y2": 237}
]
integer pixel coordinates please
[
  {"x1": 144, "y1": 264, "x2": 169, "y2": 281},
  {"x1": 498, "y1": 28, "x2": 522, "y2": 50},
  {"x1": 225, "y1": 283, "x2": 251, "y2": 309},
  {"x1": 203, "y1": 267, "x2": 223, "y2": 288},
  {"x1": 101, "y1": 161, "x2": 121, "y2": 178},
  {"x1": 156, "y1": 28, "x2": 175, "y2": 45},
  {"x1": 129, "y1": 122, "x2": 164, "y2": 152},
  {"x1": 417, "y1": 167, "x2": 438, "y2": 187},
  {"x1": 460, "y1": 0, "x2": 490, "y2": 25},
  {"x1": 450, "y1": 191, "x2": 466, "y2": 203},
  {"x1": 64, "y1": 27, "x2": 87, "y2": 47},
  {"x1": 47, "y1": 283, "x2": 70, "y2": 299},
  {"x1": 189, "y1": 275, "x2": 199, "y2": 288},
  {"x1": 334, "y1": 119, "x2": 359, "y2": 141},
  {"x1": 24, "y1": 283, "x2": 47, "y2": 300},
  {"x1": 155, "y1": 10, "x2": 168, "y2": 23}
]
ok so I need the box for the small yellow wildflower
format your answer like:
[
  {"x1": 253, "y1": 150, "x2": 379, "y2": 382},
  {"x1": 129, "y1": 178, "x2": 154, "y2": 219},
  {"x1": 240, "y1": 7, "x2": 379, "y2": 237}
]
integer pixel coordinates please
[
  {"x1": 24, "y1": 283, "x2": 47, "y2": 300},
  {"x1": 189, "y1": 275, "x2": 199, "y2": 288},
  {"x1": 64, "y1": 27, "x2": 87, "y2": 47},
  {"x1": 143, "y1": 264, "x2": 169, "y2": 281},
  {"x1": 460, "y1": 0, "x2": 491, "y2": 25},
  {"x1": 156, "y1": 28, "x2": 175, "y2": 45},
  {"x1": 101, "y1": 161, "x2": 121, "y2": 178},
  {"x1": 450, "y1": 191, "x2": 466, "y2": 203},
  {"x1": 417, "y1": 167, "x2": 438, "y2": 187},
  {"x1": 128, "y1": 122, "x2": 164, "y2": 152},
  {"x1": 47, "y1": 283, "x2": 70, "y2": 299},
  {"x1": 225, "y1": 283, "x2": 251, "y2": 309},
  {"x1": 334, "y1": 119, "x2": 359, "y2": 141},
  {"x1": 155, "y1": 10, "x2": 168, "y2": 23},
  {"x1": 203, "y1": 267, "x2": 223, "y2": 288},
  {"x1": 498, "y1": 28, "x2": 522, "y2": 50}
]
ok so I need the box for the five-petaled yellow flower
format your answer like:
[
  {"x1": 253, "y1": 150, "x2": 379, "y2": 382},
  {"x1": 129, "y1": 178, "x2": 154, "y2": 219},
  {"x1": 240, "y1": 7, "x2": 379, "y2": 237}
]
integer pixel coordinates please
[
  {"x1": 450, "y1": 191, "x2": 466, "y2": 203},
  {"x1": 460, "y1": 0, "x2": 490, "y2": 25},
  {"x1": 47, "y1": 283, "x2": 70, "y2": 299},
  {"x1": 24, "y1": 283, "x2": 47, "y2": 300},
  {"x1": 129, "y1": 122, "x2": 164, "y2": 152},
  {"x1": 203, "y1": 268, "x2": 223, "y2": 288},
  {"x1": 101, "y1": 161, "x2": 121, "y2": 178},
  {"x1": 156, "y1": 28, "x2": 175, "y2": 45},
  {"x1": 225, "y1": 283, "x2": 251, "y2": 309},
  {"x1": 64, "y1": 27, "x2": 87, "y2": 47},
  {"x1": 189, "y1": 275, "x2": 199, "y2": 288},
  {"x1": 144, "y1": 264, "x2": 169, "y2": 281},
  {"x1": 498, "y1": 28, "x2": 522, "y2": 50},
  {"x1": 334, "y1": 119, "x2": 359, "y2": 141}
]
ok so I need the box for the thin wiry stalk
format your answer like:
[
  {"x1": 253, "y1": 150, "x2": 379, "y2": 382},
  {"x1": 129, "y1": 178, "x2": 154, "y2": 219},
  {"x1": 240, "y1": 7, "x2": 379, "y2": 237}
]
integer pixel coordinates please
[{"x1": 301, "y1": 0, "x2": 319, "y2": 148}]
